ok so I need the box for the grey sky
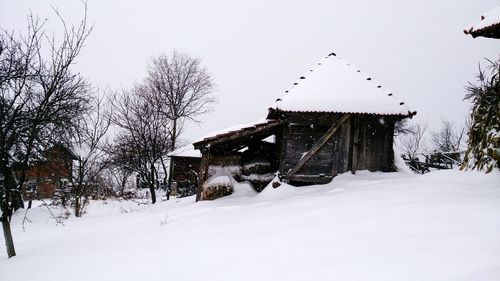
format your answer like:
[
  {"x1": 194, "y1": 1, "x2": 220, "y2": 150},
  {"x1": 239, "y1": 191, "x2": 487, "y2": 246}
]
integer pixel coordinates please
[{"x1": 1, "y1": 0, "x2": 499, "y2": 145}]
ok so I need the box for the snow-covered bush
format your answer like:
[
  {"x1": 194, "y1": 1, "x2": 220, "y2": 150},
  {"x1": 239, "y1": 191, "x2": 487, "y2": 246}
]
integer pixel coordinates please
[
  {"x1": 202, "y1": 166, "x2": 242, "y2": 200},
  {"x1": 241, "y1": 159, "x2": 272, "y2": 175},
  {"x1": 240, "y1": 160, "x2": 275, "y2": 192},
  {"x1": 202, "y1": 160, "x2": 276, "y2": 198},
  {"x1": 201, "y1": 175, "x2": 233, "y2": 200},
  {"x1": 462, "y1": 58, "x2": 500, "y2": 173}
]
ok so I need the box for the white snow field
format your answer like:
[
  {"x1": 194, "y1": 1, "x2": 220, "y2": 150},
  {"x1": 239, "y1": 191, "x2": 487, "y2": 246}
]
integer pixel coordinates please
[{"x1": 1, "y1": 170, "x2": 499, "y2": 281}]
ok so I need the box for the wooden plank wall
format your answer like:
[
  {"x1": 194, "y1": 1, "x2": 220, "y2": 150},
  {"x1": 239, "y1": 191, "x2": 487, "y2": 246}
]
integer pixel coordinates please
[
  {"x1": 280, "y1": 113, "x2": 396, "y2": 183},
  {"x1": 352, "y1": 116, "x2": 395, "y2": 172},
  {"x1": 331, "y1": 120, "x2": 352, "y2": 176},
  {"x1": 282, "y1": 123, "x2": 335, "y2": 176}
]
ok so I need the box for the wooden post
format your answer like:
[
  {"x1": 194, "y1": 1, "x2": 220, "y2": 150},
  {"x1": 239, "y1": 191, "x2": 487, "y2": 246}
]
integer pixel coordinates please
[
  {"x1": 351, "y1": 117, "x2": 359, "y2": 174},
  {"x1": 287, "y1": 114, "x2": 351, "y2": 177},
  {"x1": 167, "y1": 156, "x2": 175, "y2": 199},
  {"x1": 332, "y1": 120, "x2": 351, "y2": 176},
  {"x1": 195, "y1": 147, "x2": 210, "y2": 202},
  {"x1": 278, "y1": 124, "x2": 289, "y2": 175}
]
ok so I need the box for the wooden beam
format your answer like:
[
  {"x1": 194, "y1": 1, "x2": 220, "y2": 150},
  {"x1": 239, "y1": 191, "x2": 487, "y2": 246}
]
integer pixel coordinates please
[
  {"x1": 193, "y1": 120, "x2": 283, "y2": 150},
  {"x1": 287, "y1": 174, "x2": 333, "y2": 184},
  {"x1": 278, "y1": 124, "x2": 289, "y2": 175},
  {"x1": 287, "y1": 114, "x2": 351, "y2": 177},
  {"x1": 351, "y1": 118, "x2": 359, "y2": 174},
  {"x1": 195, "y1": 147, "x2": 211, "y2": 202}
]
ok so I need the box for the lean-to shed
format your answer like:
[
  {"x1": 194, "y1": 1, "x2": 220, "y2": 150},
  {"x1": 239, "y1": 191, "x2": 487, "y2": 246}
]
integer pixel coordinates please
[
  {"x1": 194, "y1": 53, "x2": 415, "y2": 200},
  {"x1": 167, "y1": 145, "x2": 202, "y2": 197}
]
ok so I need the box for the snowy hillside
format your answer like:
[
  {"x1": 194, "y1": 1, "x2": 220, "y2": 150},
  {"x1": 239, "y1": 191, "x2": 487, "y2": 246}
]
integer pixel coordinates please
[{"x1": 1, "y1": 170, "x2": 499, "y2": 281}]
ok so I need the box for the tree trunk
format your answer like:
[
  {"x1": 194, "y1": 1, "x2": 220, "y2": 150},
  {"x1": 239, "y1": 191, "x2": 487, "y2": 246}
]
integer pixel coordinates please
[
  {"x1": 4, "y1": 165, "x2": 23, "y2": 214},
  {"x1": 167, "y1": 157, "x2": 174, "y2": 200},
  {"x1": 120, "y1": 176, "x2": 127, "y2": 196},
  {"x1": 149, "y1": 184, "x2": 156, "y2": 204},
  {"x1": 149, "y1": 162, "x2": 156, "y2": 204},
  {"x1": 159, "y1": 158, "x2": 170, "y2": 200},
  {"x1": 75, "y1": 162, "x2": 83, "y2": 217},
  {"x1": 1, "y1": 214, "x2": 16, "y2": 258},
  {"x1": 167, "y1": 119, "x2": 177, "y2": 199},
  {"x1": 75, "y1": 193, "x2": 81, "y2": 217},
  {"x1": 159, "y1": 156, "x2": 168, "y2": 190},
  {"x1": 171, "y1": 119, "x2": 177, "y2": 152},
  {"x1": 0, "y1": 156, "x2": 17, "y2": 257}
]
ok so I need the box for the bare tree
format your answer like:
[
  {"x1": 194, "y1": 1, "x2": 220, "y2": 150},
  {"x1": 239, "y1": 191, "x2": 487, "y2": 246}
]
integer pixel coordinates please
[
  {"x1": 68, "y1": 95, "x2": 111, "y2": 217},
  {"x1": 431, "y1": 119, "x2": 466, "y2": 154},
  {"x1": 394, "y1": 119, "x2": 414, "y2": 136},
  {"x1": 107, "y1": 164, "x2": 134, "y2": 196},
  {"x1": 396, "y1": 122, "x2": 428, "y2": 160},
  {"x1": 110, "y1": 85, "x2": 172, "y2": 204},
  {"x1": 147, "y1": 52, "x2": 216, "y2": 193},
  {"x1": 147, "y1": 51, "x2": 216, "y2": 151},
  {"x1": 0, "y1": 5, "x2": 92, "y2": 258}
]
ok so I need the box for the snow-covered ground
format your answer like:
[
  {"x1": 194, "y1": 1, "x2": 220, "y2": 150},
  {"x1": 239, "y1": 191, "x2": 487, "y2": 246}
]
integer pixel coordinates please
[{"x1": 1, "y1": 170, "x2": 499, "y2": 281}]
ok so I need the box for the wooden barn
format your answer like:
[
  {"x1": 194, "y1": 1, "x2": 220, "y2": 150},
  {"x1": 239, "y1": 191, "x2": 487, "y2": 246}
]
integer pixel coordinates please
[
  {"x1": 193, "y1": 53, "x2": 415, "y2": 201},
  {"x1": 167, "y1": 145, "x2": 202, "y2": 197},
  {"x1": 464, "y1": 5, "x2": 500, "y2": 39}
]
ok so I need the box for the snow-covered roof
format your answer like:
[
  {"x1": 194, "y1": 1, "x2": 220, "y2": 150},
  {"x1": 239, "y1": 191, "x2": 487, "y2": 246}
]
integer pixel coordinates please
[
  {"x1": 194, "y1": 119, "x2": 282, "y2": 147},
  {"x1": 195, "y1": 118, "x2": 266, "y2": 143},
  {"x1": 464, "y1": 6, "x2": 500, "y2": 38},
  {"x1": 272, "y1": 53, "x2": 414, "y2": 116},
  {"x1": 167, "y1": 145, "x2": 201, "y2": 158}
]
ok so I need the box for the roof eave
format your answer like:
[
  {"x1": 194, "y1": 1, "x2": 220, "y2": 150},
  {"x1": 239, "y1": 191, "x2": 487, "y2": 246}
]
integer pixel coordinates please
[
  {"x1": 193, "y1": 120, "x2": 284, "y2": 150},
  {"x1": 269, "y1": 107, "x2": 416, "y2": 118},
  {"x1": 464, "y1": 22, "x2": 500, "y2": 39}
]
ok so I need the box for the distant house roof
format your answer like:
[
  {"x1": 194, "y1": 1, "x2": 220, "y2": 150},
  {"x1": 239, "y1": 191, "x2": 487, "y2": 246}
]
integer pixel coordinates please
[
  {"x1": 193, "y1": 119, "x2": 283, "y2": 149},
  {"x1": 271, "y1": 53, "x2": 415, "y2": 117},
  {"x1": 45, "y1": 144, "x2": 79, "y2": 160},
  {"x1": 464, "y1": 6, "x2": 500, "y2": 39},
  {"x1": 168, "y1": 145, "x2": 202, "y2": 158}
]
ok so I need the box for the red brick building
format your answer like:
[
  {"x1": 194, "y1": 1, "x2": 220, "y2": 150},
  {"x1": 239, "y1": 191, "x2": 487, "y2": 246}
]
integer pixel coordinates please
[{"x1": 19, "y1": 145, "x2": 77, "y2": 199}]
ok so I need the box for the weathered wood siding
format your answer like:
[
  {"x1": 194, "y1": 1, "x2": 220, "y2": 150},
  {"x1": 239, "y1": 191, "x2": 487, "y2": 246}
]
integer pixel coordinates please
[
  {"x1": 353, "y1": 116, "x2": 395, "y2": 172},
  {"x1": 280, "y1": 112, "x2": 396, "y2": 184},
  {"x1": 331, "y1": 119, "x2": 352, "y2": 176},
  {"x1": 283, "y1": 124, "x2": 335, "y2": 176}
]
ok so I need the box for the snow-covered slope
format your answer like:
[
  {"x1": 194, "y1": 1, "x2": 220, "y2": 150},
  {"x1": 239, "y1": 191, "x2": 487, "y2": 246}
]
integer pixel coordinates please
[{"x1": 1, "y1": 170, "x2": 499, "y2": 281}]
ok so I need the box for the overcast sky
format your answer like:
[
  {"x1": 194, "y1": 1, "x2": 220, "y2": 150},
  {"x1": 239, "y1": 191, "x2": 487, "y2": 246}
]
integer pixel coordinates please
[{"x1": 1, "y1": 0, "x2": 499, "y2": 145}]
